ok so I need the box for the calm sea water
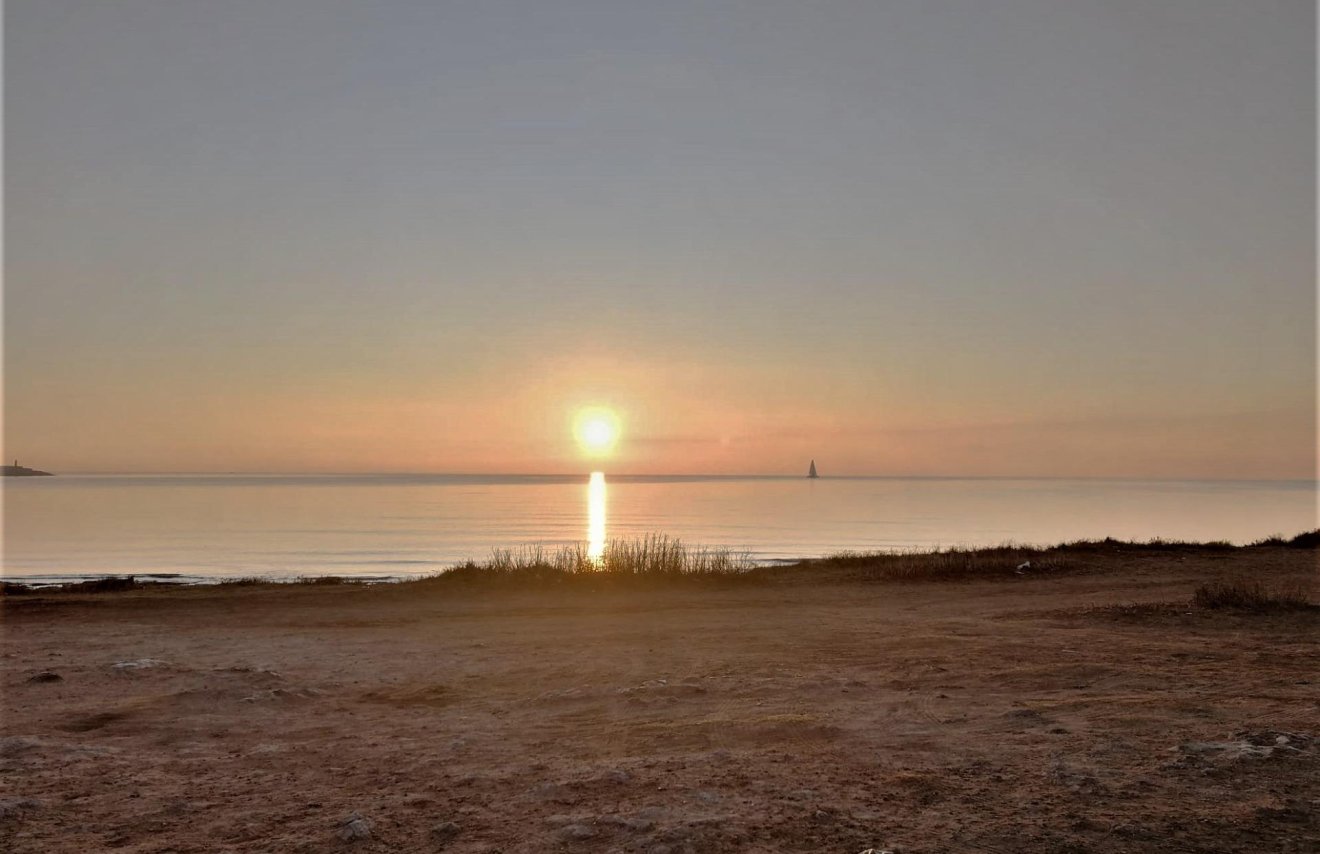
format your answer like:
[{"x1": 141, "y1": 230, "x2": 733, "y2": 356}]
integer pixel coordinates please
[{"x1": 2, "y1": 474, "x2": 1315, "y2": 583}]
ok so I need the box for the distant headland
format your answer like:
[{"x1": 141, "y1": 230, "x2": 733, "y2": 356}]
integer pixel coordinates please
[{"x1": 3, "y1": 460, "x2": 53, "y2": 476}]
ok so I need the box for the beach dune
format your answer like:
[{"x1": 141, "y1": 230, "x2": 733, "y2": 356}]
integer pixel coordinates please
[{"x1": 2, "y1": 542, "x2": 1317, "y2": 852}]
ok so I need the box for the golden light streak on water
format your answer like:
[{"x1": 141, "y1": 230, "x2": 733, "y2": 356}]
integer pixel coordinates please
[{"x1": 587, "y1": 472, "x2": 607, "y2": 561}]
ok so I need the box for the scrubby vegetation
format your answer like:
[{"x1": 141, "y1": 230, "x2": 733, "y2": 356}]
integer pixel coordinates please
[
  {"x1": 1055, "y1": 537, "x2": 1235, "y2": 552},
  {"x1": 50, "y1": 576, "x2": 145, "y2": 593},
  {"x1": 809, "y1": 545, "x2": 1063, "y2": 581},
  {"x1": 1192, "y1": 579, "x2": 1315, "y2": 612},
  {"x1": 1250, "y1": 530, "x2": 1320, "y2": 549}
]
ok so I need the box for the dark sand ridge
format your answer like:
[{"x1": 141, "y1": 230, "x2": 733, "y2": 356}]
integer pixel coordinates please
[{"x1": 2, "y1": 539, "x2": 1317, "y2": 852}]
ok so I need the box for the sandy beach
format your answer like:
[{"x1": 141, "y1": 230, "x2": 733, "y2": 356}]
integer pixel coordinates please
[{"x1": 2, "y1": 543, "x2": 1317, "y2": 853}]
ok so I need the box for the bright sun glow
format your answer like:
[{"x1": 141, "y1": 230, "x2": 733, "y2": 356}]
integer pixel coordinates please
[{"x1": 573, "y1": 407, "x2": 621, "y2": 457}]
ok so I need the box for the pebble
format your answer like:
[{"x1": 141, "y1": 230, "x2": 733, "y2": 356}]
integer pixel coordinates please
[
  {"x1": 0, "y1": 798, "x2": 41, "y2": 820},
  {"x1": 1181, "y1": 741, "x2": 1275, "y2": 758},
  {"x1": 112, "y1": 659, "x2": 168, "y2": 671},
  {"x1": 558, "y1": 823, "x2": 595, "y2": 840},
  {"x1": 0, "y1": 738, "x2": 44, "y2": 758},
  {"x1": 336, "y1": 812, "x2": 372, "y2": 841},
  {"x1": 533, "y1": 782, "x2": 577, "y2": 804},
  {"x1": 26, "y1": 672, "x2": 62, "y2": 683},
  {"x1": 431, "y1": 820, "x2": 461, "y2": 841}
]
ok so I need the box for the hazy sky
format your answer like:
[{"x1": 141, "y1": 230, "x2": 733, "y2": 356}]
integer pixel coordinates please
[{"x1": 6, "y1": 0, "x2": 1315, "y2": 477}]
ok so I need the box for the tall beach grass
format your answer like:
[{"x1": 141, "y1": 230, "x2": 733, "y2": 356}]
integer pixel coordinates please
[{"x1": 437, "y1": 534, "x2": 755, "y2": 586}]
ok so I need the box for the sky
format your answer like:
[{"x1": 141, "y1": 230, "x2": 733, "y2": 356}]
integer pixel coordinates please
[{"x1": 5, "y1": 0, "x2": 1316, "y2": 478}]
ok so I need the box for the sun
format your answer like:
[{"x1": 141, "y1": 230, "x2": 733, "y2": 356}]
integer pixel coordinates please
[{"x1": 573, "y1": 407, "x2": 621, "y2": 457}]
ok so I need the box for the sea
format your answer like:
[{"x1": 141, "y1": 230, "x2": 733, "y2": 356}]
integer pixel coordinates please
[{"x1": 1, "y1": 474, "x2": 1315, "y2": 584}]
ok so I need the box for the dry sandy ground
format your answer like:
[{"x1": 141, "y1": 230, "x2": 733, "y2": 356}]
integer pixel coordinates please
[{"x1": 2, "y1": 547, "x2": 1317, "y2": 853}]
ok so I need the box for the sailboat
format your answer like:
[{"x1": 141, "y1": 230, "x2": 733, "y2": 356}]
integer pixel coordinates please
[{"x1": 808, "y1": 460, "x2": 818, "y2": 479}]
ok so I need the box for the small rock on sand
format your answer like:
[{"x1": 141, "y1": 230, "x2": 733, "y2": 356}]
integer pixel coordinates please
[
  {"x1": 336, "y1": 812, "x2": 372, "y2": 841},
  {"x1": 0, "y1": 798, "x2": 41, "y2": 819},
  {"x1": 1180, "y1": 741, "x2": 1275, "y2": 759},
  {"x1": 0, "y1": 737, "x2": 43, "y2": 758},
  {"x1": 533, "y1": 782, "x2": 577, "y2": 804},
  {"x1": 26, "y1": 672, "x2": 62, "y2": 684},
  {"x1": 1239, "y1": 729, "x2": 1314, "y2": 749},
  {"x1": 112, "y1": 659, "x2": 168, "y2": 671},
  {"x1": 601, "y1": 814, "x2": 654, "y2": 831},
  {"x1": 431, "y1": 820, "x2": 461, "y2": 842},
  {"x1": 240, "y1": 688, "x2": 311, "y2": 702},
  {"x1": 558, "y1": 823, "x2": 595, "y2": 840}
]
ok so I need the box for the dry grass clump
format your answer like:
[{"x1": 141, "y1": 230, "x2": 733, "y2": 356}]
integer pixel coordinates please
[
  {"x1": 1192, "y1": 579, "x2": 1314, "y2": 612},
  {"x1": 485, "y1": 543, "x2": 575, "y2": 573},
  {"x1": 436, "y1": 535, "x2": 754, "y2": 586},
  {"x1": 599, "y1": 535, "x2": 753, "y2": 576}
]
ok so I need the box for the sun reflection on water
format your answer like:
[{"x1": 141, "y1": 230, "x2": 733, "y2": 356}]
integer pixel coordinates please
[{"x1": 587, "y1": 472, "x2": 606, "y2": 561}]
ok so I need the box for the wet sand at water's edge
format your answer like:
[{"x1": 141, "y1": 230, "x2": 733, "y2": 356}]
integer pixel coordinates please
[{"x1": 2, "y1": 545, "x2": 1317, "y2": 852}]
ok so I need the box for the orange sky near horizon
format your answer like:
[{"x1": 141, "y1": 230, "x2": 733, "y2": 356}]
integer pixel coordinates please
[{"x1": 6, "y1": 342, "x2": 1314, "y2": 479}]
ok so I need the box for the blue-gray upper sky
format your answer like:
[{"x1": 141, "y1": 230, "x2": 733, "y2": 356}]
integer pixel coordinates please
[{"x1": 6, "y1": 0, "x2": 1315, "y2": 476}]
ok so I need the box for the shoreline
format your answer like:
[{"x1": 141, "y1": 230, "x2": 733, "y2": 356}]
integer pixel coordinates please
[{"x1": 4, "y1": 530, "x2": 1317, "y2": 595}]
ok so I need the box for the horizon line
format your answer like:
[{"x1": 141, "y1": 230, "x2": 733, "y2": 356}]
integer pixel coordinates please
[{"x1": 18, "y1": 470, "x2": 1320, "y2": 485}]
